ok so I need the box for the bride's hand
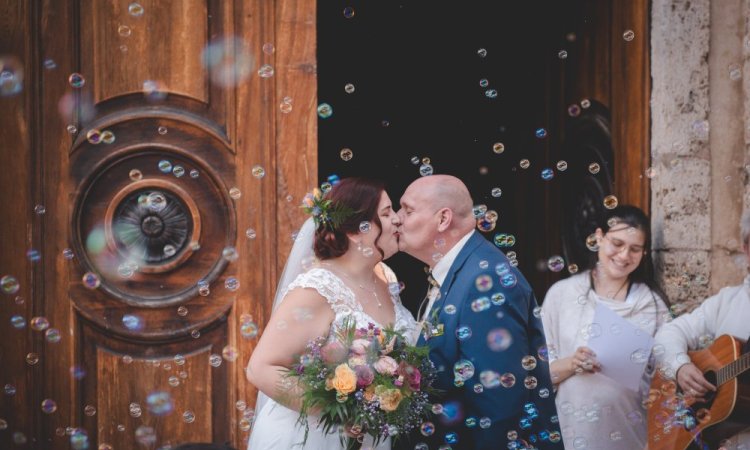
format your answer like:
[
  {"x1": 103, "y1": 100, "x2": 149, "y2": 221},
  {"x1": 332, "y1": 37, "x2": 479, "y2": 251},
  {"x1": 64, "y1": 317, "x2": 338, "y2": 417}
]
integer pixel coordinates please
[{"x1": 343, "y1": 423, "x2": 365, "y2": 440}]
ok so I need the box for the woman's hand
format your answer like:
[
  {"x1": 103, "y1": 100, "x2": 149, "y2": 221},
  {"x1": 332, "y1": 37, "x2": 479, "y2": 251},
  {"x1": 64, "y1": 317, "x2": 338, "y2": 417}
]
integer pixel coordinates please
[
  {"x1": 550, "y1": 346, "x2": 600, "y2": 386},
  {"x1": 569, "y1": 346, "x2": 601, "y2": 373}
]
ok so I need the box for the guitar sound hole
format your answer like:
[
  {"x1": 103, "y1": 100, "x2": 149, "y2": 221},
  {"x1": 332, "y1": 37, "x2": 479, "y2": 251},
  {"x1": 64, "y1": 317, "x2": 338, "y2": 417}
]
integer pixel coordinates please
[
  {"x1": 698, "y1": 370, "x2": 718, "y2": 408},
  {"x1": 680, "y1": 370, "x2": 718, "y2": 434}
]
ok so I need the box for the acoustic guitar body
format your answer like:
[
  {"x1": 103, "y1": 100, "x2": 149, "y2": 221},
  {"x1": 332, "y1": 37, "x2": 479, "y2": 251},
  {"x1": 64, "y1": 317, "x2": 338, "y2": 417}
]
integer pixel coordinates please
[{"x1": 648, "y1": 335, "x2": 750, "y2": 450}]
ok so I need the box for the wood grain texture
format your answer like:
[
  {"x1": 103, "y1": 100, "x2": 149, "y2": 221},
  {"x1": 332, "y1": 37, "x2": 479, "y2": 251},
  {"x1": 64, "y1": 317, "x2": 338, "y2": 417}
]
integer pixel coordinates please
[
  {"x1": 610, "y1": 0, "x2": 651, "y2": 210},
  {"x1": 0, "y1": 1, "x2": 35, "y2": 448},
  {"x1": 82, "y1": 320, "x2": 229, "y2": 447},
  {"x1": 1, "y1": 1, "x2": 317, "y2": 449},
  {"x1": 230, "y1": 0, "x2": 317, "y2": 446},
  {"x1": 85, "y1": 0, "x2": 208, "y2": 104}
]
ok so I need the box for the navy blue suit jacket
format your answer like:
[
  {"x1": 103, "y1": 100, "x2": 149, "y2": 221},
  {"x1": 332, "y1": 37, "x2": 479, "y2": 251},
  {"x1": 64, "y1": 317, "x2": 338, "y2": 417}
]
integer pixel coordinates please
[{"x1": 399, "y1": 232, "x2": 562, "y2": 450}]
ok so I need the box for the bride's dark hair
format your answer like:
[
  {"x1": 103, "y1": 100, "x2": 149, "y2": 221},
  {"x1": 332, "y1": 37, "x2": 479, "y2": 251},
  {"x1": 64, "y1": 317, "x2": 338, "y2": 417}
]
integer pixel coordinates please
[{"x1": 313, "y1": 177, "x2": 386, "y2": 260}]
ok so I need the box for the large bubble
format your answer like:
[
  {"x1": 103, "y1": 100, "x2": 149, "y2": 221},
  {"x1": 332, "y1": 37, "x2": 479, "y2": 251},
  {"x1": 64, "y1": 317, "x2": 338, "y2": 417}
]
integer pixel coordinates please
[{"x1": 200, "y1": 36, "x2": 254, "y2": 87}]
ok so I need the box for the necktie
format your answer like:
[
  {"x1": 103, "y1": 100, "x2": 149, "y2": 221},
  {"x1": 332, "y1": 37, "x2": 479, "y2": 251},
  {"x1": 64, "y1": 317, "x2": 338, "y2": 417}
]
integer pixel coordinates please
[{"x1": 418, "y1": 271, "x2": 440, "y2": 322}]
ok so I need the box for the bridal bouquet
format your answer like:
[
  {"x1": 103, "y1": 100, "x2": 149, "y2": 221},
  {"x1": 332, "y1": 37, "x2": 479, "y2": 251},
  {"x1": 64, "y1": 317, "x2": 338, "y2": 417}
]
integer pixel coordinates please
[{"x1": 286, "y1": 318, "x2": 437, "y2": 447}]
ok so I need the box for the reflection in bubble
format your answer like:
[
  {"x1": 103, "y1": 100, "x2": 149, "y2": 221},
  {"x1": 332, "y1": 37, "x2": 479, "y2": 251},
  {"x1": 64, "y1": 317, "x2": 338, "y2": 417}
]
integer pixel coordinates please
[
  {"x1": 547, "y1": 255, "x2": 565, "y2": 272},
  {"x1": 41, "y1": 399, "x2": 57, "y2": 414},
  {"x1": 419, "y1": 164, "x2": 433, "y2": 177},
  {"x1": 68, "y1": 72, "x2": 85, "y2": 88},
  {"x1": 499, "y1": 372, "x2": 516, "y2": 388},
  {"x1": 603, "y1": 195, "x2": 619, "y2": 209},
  {"x1": 257, "y1": 64, "x2": 274, "y2": 78},
  {"x1": 456, "y1": 326, "x2": 472, "y2": 340},
  {"x1": 317, "y1": 103, "x2": 333, "y2": 118},
  {"x1": 1, "y1": 275, "x2": 20, "y2": 294},
  {"x1": 135, "y1": 425, "x2": 156, "y2": 446},
  {"x1": 0, "y1": 56, "x2": 23, "y2": 96},
  {"x1": 82, "y1": 272, "x2": 101, "y2": 289},
  {"x1": 122, "y1": 314, "x2": 144, "y2": 331},
  {"x1": 183, "y1": 410, "x2": 196, "y2": 423},
  {"x1": 201, "y1": 37, "x2": 255, "y2": 87}
]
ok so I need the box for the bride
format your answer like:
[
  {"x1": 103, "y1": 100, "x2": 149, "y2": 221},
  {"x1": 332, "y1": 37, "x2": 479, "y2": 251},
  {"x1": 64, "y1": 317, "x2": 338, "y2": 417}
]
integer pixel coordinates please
[{"x1": 246, "y1": 178, "x2": 419, "y2": 449}]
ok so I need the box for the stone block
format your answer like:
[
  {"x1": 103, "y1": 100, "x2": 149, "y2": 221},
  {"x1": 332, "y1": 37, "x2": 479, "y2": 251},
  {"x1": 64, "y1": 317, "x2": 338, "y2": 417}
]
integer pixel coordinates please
[
  {"x1": 653, "y1": 249, "x2": 711, "y2": 309},
  {"x1": 651, "y1": 0, "x2": 710, "y2": 158},
  {"x1": 651, "y1": 158, "x2": 710, "y2": 250}
]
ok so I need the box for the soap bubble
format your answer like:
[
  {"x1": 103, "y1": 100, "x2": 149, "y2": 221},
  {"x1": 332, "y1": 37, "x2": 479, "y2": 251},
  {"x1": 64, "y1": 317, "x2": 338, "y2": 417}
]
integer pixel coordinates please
[{"x1": 201, "y1": 36, "x2": 254, "y2": 87}]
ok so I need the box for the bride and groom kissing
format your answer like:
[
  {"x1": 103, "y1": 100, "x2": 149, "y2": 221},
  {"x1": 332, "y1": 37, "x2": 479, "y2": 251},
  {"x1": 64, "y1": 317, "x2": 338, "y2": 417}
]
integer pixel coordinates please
[{"x1": 246, "y1": 175, "x2": 562, "y2": 450}]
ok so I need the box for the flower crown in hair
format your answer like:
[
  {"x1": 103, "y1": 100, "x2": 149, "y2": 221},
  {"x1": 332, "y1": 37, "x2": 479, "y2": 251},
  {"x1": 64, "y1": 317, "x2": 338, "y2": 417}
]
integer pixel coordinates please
[{"x1": 301, "y1": 187, "x2": 355, "y2": 231}]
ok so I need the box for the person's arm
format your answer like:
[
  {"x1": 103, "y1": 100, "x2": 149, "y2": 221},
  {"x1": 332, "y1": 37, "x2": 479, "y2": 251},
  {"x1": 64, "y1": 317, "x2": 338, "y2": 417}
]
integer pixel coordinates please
[
  {"x1": 540, "y1": 283, "x2": 600, "y2": 386},
  {"x1": 246, "y1": 287, "x2": 335, "y2": 411},
  {"x1": 654, "y1": 294, "x2": 719, "y2": 396}
]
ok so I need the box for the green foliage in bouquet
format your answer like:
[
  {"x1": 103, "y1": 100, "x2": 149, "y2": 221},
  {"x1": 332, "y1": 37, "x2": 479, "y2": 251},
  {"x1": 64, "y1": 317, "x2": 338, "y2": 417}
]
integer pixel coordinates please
[{"x1": 285, "y1": 317, "x2": 438, "y2": 448}]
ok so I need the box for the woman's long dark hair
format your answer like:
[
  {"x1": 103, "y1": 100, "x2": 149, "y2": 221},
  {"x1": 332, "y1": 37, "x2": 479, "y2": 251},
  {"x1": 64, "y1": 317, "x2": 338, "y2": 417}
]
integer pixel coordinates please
[
  {"x1": 586, "y1": 204, "x2": 669, "y2": 306},
  {"x1": 313, "y1": 177, "x2": 386, "y2": 260}
]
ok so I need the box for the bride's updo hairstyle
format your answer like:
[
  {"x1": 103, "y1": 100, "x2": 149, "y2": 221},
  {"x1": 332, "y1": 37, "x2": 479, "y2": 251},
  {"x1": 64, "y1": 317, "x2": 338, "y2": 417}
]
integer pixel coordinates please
[{"x1": 313, "y1": 177, "x2": 386, "y2": 260}]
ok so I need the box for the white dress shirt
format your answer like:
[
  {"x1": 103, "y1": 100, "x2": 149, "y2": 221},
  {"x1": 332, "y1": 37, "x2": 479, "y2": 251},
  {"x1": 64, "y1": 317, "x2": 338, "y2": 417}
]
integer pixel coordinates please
[{"x1": 419, "y1": 230, "x2": 475, "y2": 322}]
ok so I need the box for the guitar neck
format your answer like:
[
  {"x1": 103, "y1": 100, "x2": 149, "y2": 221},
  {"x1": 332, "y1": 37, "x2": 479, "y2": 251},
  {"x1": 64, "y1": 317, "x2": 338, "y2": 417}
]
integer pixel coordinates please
[{"x1": 718, "y1": 352, "x2": 750, "y2": 386}]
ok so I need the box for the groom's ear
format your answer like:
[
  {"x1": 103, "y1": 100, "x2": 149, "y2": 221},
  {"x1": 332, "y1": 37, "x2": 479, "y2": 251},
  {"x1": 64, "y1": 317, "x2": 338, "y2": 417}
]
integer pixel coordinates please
[{"x1": 436, "y1": 208, "x2": 453, "y2": 232}]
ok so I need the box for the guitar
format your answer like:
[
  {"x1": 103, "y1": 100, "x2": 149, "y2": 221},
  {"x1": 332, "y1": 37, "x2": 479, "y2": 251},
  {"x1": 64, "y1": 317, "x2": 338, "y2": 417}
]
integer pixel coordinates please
[{"x1": 647, "y1": 334, "x2": 750, "y2": 450}]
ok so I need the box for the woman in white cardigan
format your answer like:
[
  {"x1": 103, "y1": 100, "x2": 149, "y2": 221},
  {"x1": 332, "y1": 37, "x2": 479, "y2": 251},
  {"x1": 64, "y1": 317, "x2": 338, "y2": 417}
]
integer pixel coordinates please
[{"x1": 541, "y1": 205, "x2": 670, "y2": 450}]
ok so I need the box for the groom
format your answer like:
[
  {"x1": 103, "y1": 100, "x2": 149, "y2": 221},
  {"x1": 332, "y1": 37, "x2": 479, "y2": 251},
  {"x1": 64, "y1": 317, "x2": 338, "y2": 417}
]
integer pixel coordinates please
[{"x1": 396, "y1": 175, "x2": 562, "y2": 450}]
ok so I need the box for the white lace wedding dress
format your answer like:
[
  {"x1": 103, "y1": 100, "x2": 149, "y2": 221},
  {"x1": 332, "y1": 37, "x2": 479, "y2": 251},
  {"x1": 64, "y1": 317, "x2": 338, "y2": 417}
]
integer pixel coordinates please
[{"x1": 247, "y1": 264, "x2": 419, "y2": 450}]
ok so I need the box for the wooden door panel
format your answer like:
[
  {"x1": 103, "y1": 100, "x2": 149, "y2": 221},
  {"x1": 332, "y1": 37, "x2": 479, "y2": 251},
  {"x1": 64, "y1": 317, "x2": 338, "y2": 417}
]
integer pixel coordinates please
[
  {"x1": 86, "y1": 0, "x2": 209, "y2": 104},
  {"x1": 81, "y1": 321, "x2": 228, "y2": 448},
  {"x1": 78, "y1": 0, "x2": 237, "y2": 144},
  {"x1": 0, "y1": 0, "x2": 317, "y2": 448}
]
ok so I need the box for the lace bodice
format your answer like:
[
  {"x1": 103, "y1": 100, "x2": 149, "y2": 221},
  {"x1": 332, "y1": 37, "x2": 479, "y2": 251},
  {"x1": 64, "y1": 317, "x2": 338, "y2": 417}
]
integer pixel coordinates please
[{"x1": 282, "y1": 264, "x2": 418, "y2": 342}]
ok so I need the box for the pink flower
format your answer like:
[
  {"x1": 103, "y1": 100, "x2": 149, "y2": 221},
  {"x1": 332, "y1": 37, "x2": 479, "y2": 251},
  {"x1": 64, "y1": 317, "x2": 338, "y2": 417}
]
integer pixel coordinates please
[
  {"x1": 398, "y1": 362, "x2": 421, "y2": 390},
  {"x1": 354, "y1": 365, "x2": 375, "y2": 387},
  {"x1": 348, "y1": 355, "x2": 367, "y2": 367},
  {"x1": 373, "y1": 356, "x2": 399, "y2": 375},
  {"x1": 320, "y1": 342, "x2": 347, "y2": 364},
  {"x1": 350, "y1": 339, "x2": 371, "y2": 355}
]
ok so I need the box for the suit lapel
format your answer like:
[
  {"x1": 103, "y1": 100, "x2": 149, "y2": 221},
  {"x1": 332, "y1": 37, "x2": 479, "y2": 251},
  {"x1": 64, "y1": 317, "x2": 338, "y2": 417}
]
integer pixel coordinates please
[
  {"x1": 418, "y1": 232, "x2": 484, "y2": 346},
  {"x1": 438, "y1": 231, "x2": 484, "y2": 299}
]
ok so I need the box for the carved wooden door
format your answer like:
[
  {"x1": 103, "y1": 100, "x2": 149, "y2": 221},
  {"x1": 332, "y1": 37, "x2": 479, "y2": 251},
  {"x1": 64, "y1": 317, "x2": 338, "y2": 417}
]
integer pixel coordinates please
[{"x1": 0, "y1": 1, "x2": 316, "y2": 448}]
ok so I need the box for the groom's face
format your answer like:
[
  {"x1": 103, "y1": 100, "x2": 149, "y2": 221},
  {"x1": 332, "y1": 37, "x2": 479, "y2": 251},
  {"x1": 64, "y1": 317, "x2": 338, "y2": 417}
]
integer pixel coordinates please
[{"x1": 397, "y1": 185, "x2": 439, "y2": 263}]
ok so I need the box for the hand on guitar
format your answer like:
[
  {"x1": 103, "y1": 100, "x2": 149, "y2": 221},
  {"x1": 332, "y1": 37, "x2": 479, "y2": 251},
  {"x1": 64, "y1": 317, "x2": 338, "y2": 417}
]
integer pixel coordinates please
[{"x1": 676, "y1": 362, "x2": 716, "y2": 402}]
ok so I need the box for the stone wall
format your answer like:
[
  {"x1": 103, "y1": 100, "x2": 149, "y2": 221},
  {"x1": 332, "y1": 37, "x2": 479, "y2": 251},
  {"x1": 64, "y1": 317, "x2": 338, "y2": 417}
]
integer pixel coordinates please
[{"x1": 651, "y1": 0, "x2": 750, "y2": 309}]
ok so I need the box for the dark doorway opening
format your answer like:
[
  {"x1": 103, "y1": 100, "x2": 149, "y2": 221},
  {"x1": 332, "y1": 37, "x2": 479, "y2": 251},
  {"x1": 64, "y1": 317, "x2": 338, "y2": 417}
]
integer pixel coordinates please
[{"x1": 317, "y1": 1, "x2": 622, "y2": 312}]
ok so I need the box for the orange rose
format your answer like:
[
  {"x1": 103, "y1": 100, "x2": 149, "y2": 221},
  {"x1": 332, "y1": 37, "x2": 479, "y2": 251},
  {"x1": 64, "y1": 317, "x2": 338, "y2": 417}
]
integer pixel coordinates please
[
  {"x1": 331, "y1": 364, "x2": 357, "y2": 395},
  {"x1": 364, "y1": 385, "x2": 377, "y2": 402},
  {"x1": 378, "y1": 388, "x2": 403, "y2": 412}
]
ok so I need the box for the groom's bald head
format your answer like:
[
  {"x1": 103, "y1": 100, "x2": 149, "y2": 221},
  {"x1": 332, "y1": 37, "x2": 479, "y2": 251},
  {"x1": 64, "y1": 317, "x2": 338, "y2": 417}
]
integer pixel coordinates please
[
  {"x1": 397, "y1": 175, "x2": 476, "y2": 265},
  {"x1": 411, "y1": 175, "x2": 474, "y2": 222}
]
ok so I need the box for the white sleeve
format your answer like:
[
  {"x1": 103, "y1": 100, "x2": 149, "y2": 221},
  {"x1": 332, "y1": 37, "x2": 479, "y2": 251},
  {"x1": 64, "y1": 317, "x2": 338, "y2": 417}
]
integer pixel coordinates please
[
  {"x1": 540, "y1": 284, "x2": 561, "y2": 363},
  {"x1": 654, "y1": 293, "x2": 720, "y2": 376}
]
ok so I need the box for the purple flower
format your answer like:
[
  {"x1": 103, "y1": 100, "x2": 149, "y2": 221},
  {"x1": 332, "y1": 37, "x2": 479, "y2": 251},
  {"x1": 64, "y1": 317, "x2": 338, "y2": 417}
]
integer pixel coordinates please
[
  {"x1": 354, "y1": 365, "x2": 375, "y2": 387},
  {"x1": 320, "y1": 341, "x2": 347, "y2": 363},
  {"x1": 398, "y1": 362, "x2": 421, "y2": 390}
]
